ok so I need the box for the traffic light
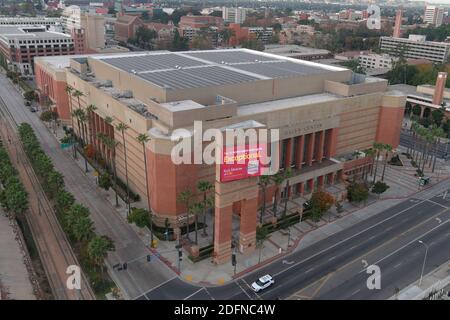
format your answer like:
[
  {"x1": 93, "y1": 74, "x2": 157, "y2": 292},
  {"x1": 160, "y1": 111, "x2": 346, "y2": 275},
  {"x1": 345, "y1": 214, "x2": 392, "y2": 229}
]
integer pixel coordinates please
[
  {"x1": 147, "y1": 254, "x2": 151, "y2": 262},
  {"x1": 178, "y1": 250, "x2": 183, "y2": 261},
  {"x1": 123, "y1": 262, "x2": 128, "y2": 270},
  {"x1": 231, "y1": 254, "x2": 236, "y2": 266}
]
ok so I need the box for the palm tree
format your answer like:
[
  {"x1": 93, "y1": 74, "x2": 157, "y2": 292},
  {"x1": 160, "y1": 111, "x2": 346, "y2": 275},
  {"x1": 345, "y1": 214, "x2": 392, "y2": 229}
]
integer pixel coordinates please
[
  {"x1": 136, "y1": 133, "x2": 153, "y2": 245},
  {"x1": 190, "y1": 201, "x2": 203, "y2": 245},
  {"x1": 372, "y1": 142, "x2": 384, "y2": 182},
  {"x1": 87, "y1": 235, "x2": 115, "y2": 274},
  {"x1": 197, "y1": 180, "x2": 213, "y2": 237},
  {"x1": 72, "y1": 89, "x2": 84, "y2": 138},
  {"x1": 72, "y1": 216, "x2": 95, "y2": 243},
  {"x1": 363, "y1": 148, "x2": 375, "y2": 183},
  {"x1": 72, "y1": 108, "x2": 89, "y2": 172},
  {"x1": 116, "y1": 122, "x2": 130, "y2": 215},
  {"x1": 65, "y1": 85, "x2": 77, "y2": 159},
  {"x1": 102, "y1": 134, "x2": 119, "y2": 207},
  {"x1": 258, "y1": 175, "x2": 270, "y2": 224},
  {"x1": 177, "y1": 189, "x2": 194, "y2": 242},
  {"x1": 282, "y1": 169, "x2": 292, "y2": 218},
  {"x1": 85, "y1": 104, "x2": 97, "y2": 146},
  {"x1": 271, "y1": 171, "x2": 285, "y2": 217},
  {"x1": 381, "y1": 144, "x2": 393, "y2": 182}
]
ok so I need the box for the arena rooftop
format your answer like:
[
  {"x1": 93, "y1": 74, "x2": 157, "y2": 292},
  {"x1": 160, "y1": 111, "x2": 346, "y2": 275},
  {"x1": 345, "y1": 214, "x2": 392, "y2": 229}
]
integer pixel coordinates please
[{"x1": 93, "y1": 49, "x2": 346, "y2": 90}]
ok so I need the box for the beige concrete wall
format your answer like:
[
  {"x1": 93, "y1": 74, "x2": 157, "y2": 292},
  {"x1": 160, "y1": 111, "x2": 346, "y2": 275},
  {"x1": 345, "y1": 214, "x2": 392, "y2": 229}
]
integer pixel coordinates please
[{"x1": 335, "y1": 92, "x2": 383, "y2": 155}]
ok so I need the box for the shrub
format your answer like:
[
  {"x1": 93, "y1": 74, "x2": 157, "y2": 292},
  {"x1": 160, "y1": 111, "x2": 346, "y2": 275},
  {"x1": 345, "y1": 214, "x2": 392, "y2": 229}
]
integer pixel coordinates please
[
  {"x1": 310, "y1": 190, "x2": 335, "y2": 214},
  {"x1": 371, "y1": 181, "x2": 390, "y2": 196},
  {"x1": 347, "y1": 182, "x2": 369, "y2": 203}
]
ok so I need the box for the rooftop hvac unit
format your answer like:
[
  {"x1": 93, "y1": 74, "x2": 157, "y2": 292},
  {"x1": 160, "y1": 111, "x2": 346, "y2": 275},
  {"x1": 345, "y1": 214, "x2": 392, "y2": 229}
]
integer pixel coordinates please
[{"x1": 103, "y1": 80, "x2": 112, "y2": 87}]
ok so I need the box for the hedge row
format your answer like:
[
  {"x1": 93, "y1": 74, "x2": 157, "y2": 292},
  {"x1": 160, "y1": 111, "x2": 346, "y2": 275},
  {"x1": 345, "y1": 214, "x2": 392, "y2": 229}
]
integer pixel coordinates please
[{"x1": 17, "y1": 123, "x2": 115, "y2": 299}]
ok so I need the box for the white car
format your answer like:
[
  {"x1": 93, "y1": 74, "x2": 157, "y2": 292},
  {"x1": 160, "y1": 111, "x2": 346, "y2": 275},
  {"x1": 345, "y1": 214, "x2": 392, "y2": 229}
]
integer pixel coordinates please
[{"x1": 251, "y1": 275, "x2": 274, "y2": 292}]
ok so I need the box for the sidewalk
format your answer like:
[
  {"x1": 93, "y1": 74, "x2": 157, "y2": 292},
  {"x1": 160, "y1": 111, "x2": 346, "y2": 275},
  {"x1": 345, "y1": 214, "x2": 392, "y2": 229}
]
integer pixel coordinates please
[{"x1": 391, "y1": 261, "x2": 450, "y2": 300}]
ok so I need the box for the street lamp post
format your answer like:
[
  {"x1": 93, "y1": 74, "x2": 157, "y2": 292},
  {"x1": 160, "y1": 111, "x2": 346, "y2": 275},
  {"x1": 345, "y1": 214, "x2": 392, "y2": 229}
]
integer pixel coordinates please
[
  {"x1": 418, "y1": 240, "x2": 429, "y2": 287},
  {"x1": 286, "y1": 227, "x2": 291, "y2": 251}
]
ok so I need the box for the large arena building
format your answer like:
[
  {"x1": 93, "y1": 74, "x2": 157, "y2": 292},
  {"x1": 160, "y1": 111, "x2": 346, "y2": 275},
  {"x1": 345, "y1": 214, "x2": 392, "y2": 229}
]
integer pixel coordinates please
[{"x1": 35, "y1": 49, "x2": 406, "y2": 263}]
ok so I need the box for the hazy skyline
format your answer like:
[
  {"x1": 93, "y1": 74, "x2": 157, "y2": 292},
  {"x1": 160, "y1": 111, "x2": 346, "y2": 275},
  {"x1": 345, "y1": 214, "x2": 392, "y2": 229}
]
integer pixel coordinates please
[{"x1": 410, "y1": 0, "x2": 450, "y2": 4}]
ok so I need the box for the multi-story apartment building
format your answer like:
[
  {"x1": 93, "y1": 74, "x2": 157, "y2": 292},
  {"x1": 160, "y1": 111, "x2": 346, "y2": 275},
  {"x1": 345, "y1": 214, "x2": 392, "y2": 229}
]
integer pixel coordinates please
[
  {"x1": 424, "y1": 5, "x2": 444, "y2": 27},
  {"x1": 178, "y1": 15, "x2": 224, "y2": 42},
  {"x1": 0, "y1": 26, "x2": 74, "y2": 75},
  {"x1": 380, "y1": 35, "x2": 450, "y2": 64},
  {"x1": 358, "y1": 53, "x2": 397, "y2": 70},
  {"x1": 35, "y1": 49, "x2": 405, "y2": 263},
  {"x1": 222, "y1": 7, "x2": 247, "y2": 24},
  {"x1": 0, "y1": 16, "x2": 62, "y2": 31},
  {"x1": 62, "y1": 5, "x2": 106, "y2": 53}
]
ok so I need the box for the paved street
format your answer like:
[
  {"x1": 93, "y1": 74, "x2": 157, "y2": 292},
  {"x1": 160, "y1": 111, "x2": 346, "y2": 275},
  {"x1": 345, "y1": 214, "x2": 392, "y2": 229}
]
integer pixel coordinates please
[{"x1": 137, "y1": 191, "x2": 450, "y2": 300}]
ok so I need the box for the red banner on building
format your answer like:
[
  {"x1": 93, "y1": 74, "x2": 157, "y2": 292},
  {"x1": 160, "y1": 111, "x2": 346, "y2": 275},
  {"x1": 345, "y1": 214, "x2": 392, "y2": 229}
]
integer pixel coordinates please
[{"x1": 220, "y1": 144, "x2": 266, "y2": 182}]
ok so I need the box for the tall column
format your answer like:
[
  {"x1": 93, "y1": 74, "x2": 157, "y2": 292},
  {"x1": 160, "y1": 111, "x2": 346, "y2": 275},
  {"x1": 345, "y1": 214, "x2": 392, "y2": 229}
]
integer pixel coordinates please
[
  {"x1": 326, "y1": 128, "x2": 339, "y2": 159},
  {"x1": 306, "y1": 133, "x2": 315, "y2": 166},
  {"x1": 295, "y1": 135, "x2": 305, "y2": 169},
  {"x1": 214, "y1": 203, "x2": 233, "y2": 264},
  {"x1": 420, "y1": 107, "x2": 425, "y2": 119},
  {"x1": 318, "y1": 175, "x2": 324, "y2": 189},
  {"x1": 239, "y1": 197, "x2": 258, "y2": 255},
  {"x1": 297, "y1": 182, "x2": 305, "y2": 195},
  {"x1": 328, "y1": 172, "x2": 335, "y2": 185},
  {"x1": 284, "y1": 137, "x2": 292, "y2": 169},
  {"x1": 307, "y1": 179, "x2": 314, "y2": 193},
  {"x1": 316, "y1": 131, "x2": 325, "y2": 163}
]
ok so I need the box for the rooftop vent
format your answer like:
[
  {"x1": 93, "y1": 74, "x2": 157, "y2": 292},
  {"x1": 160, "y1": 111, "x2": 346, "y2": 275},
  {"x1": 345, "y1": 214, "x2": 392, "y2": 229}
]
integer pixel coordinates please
[{"x1": 121, "y1": 90, "x2": 133, "y2": 98}]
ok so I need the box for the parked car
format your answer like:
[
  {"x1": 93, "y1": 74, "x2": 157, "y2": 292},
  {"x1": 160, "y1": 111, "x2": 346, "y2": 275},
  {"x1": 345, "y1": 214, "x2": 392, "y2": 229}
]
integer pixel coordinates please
[
  {"x1": 303, "y1": 201, "x2": 312, "y2": 211},
  {"x1": 251, "y1": 274, "x2": 274, "y2": 292},
  {"x1": 30, "y1": 106, "x2": 37, "y2": 112}
]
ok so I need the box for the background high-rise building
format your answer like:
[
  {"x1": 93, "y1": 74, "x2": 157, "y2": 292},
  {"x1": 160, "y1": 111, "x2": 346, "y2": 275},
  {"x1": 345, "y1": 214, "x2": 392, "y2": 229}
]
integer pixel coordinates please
[
  {"x1": 222, "y1": 7, "x2": 247, "y2": 24},
  {"x1": 424, "y1": 5, "x2": 444, "y2": 27}
]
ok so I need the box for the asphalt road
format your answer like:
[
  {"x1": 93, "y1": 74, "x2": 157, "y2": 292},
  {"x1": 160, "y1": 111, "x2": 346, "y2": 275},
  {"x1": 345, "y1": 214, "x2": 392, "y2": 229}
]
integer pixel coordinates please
[
  {"x1": 137, "y1": 193, "x2": 450, "y2": 300},
  {"x1": 2, "y1": 73, "x2": 449, "y2": 300}
]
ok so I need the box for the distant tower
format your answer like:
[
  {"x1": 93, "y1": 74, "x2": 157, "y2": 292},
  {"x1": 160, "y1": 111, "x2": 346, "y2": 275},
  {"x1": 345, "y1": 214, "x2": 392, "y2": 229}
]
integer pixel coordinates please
[
  {"x1": 433, "y1": 72, "x2": 448, "y2": 106},
  {"x1": 393, "y1": 8, "x2": 402, "y2": 38}
]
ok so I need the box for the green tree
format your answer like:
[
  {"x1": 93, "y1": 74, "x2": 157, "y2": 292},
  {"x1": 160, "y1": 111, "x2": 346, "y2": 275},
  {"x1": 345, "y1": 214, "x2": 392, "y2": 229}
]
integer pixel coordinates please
[
  {"x1": 127, "y1": 207, "x2": 150, "y2": 228},
  {"x1": 65, "y1": 203, "x2": 90, "y2": 235},
  {"x1": 72, "y1": 215, "x2": 95, "y2": 242},
  {"x1": 271, "y1": 171, "x2": 286, "y2": 217},
  {"x1": 347, "y1": 182, "x2": 369, "y2": 203},
  {"x1": 87, "y1": 235, "x2": 115, "y2": 272},
  {"x1": 371, "y1": 181, "x2": 390, "y2": 198},
  {"x1": 256, "y1": 226, "x2": 270, "y2": 263},
  {"x1": 381, "y1": 144, "x2": 393, "y2": 182},
  {"x1": 310, "y1": 190, "x2": 335, "y2": 214},
  {"x1": 47, "y1": 170, "x2": 65, "y2": 196},
  {"x1": 24, "y1": 90, "x2": 37, "y2": 102},
  {"x1": 55, "y1": 190, "x2": 75, "y2": 215},
  {"x1": 190, "y1": 201, "x2": 203, "y2": 245},
  {"x1": 115, "y1": 122, "x2": 130, "y2": 214},
  {"x1": 136, "y1": 133, "x2": 153, "y2": 244},
  {"x1": 171, "y1": 29, "x2": 189, "y2": 51},
  {"x1": 197, "y1": 180, "x2": 213, "y2": 237},
  {"x1": 258, "y1": 175, "x2": 270, "y2": 224},
  {"x1": 177, "y1": 189, "x2": 194, "y2": 241},
  {"x1": 98, "y1": 172, "x2": 112, "y2": 191}
]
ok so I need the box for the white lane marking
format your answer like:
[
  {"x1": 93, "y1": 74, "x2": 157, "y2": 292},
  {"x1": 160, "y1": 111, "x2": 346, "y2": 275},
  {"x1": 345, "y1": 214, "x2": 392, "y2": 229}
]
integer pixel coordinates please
[
  {"x1": 184, "y1": 287, "x2": 206, "y2": 300},
  {"x1": 328, "y1": 256, "x2": 336, "y2": 262},
  {"x1": 273, "y1": 199, "x2": 430, "y2": 277},
  {"x1": 350, "y1": 288, "x2": 361, "y2": 296},
  {"x1": 234, "y1": 279, "x2": 253, "y2": 300},
  {"x1": 305, "y1": 268, "x2": 315, "y2": 273},
  {"x1": 393, "y1": 262, "x2": 402, "y2": 269},
  {"x1": 135, "y1": 276, "x2": 177, "y2": 299},
  {"x1": 426, "y1": 199, "x2": 449, "y2": 209}
]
